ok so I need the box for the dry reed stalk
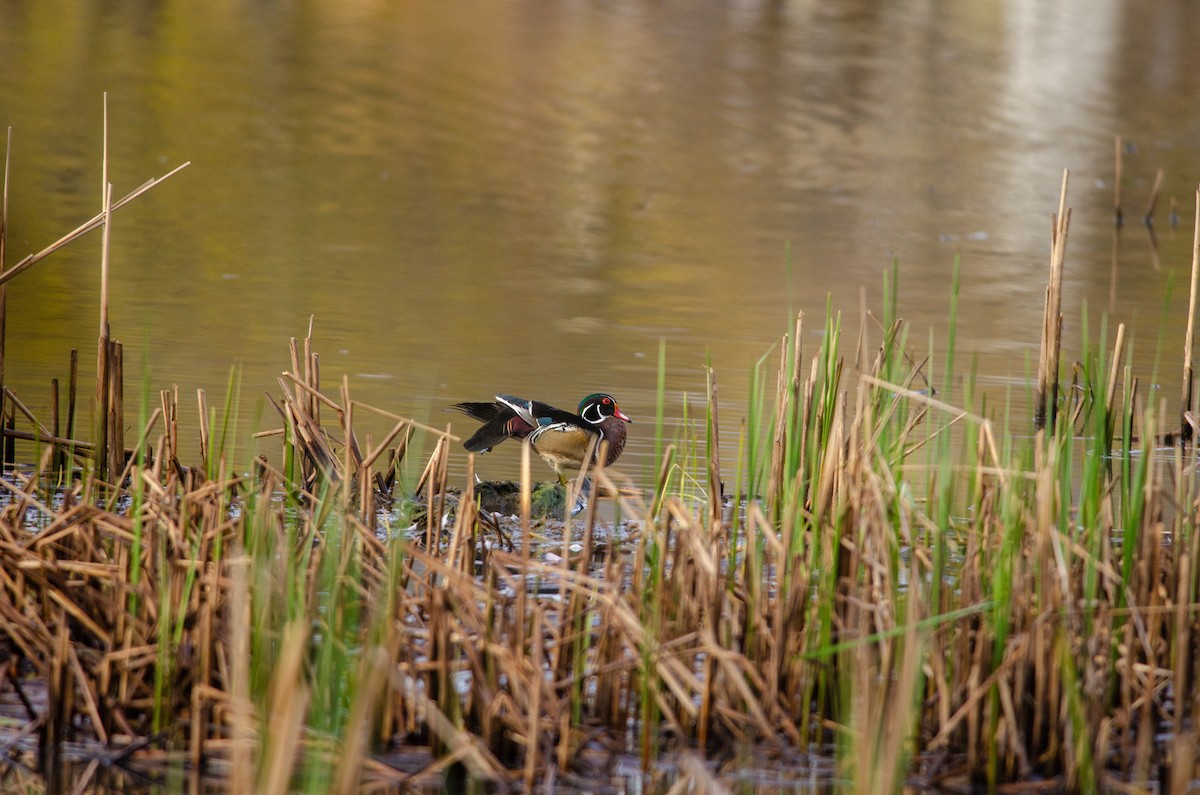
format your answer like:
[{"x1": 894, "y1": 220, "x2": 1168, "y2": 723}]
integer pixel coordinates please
[
  {"x1": 674, "y1": 752, "x2": 732, "y2": 795},
  {"x1": 551, "y1": 456, "x2": 603, "y2": 687},
  {"x1": 590, "y1": 541, "x2": 628, "y2": 728},
  {"x1": 0, "y1": 160, "x2": 190, "y2": 290},
  {"x1": 444, "y1": 454, "x2": 475, "y2": 573},
  {"x1": 2, "y1": 386, "x2": 62, "y2": 449},
  {"x1": 339, "y1": 375, "x2": 364, "y2": 477},
  {"x1": 100, "y1": 97, "x2": 109, "y2": 334},
  {"x1": 49, "y1": 378, "x2": 61, "y2": 475},
  {"x1": 196, "y1": 387, "x2": 210, "y2": 474},
  {"x1": 0, "y1": 128, "x2": 9, "y2": 434},
  {"x1": 706, "y1": 365, "x2": 724, "y2": 530},
  {"x1": 357, "y1": 413, "x2": 409, "y2": 473},
  {"x1": 331, "y1": 646, "x2": 391, "y2": 795},
  {"x1": 510, "y1": 439, "x2": 532, "y2": 659},
  {"x1": 273, "y1": 369, "x2": 338, "y2": 486},
  {"x1": 650, "y1": 442, "x2": 675, "y2": 520},
  {"x1": 768, "y1": 332, "x2": 790, "y2": 515},
  {"x1": 257, "y1": 621, "x2": 310, "y2": 795},
  {"x1": 94, "y1": 341, "x2": 110, "y2": 480},
  {"x1": 160, "y1": 385, "x2": 177, "y2": 466},
  {"x1": 428, "y1": 429, "x2": 451, "y2": 548},
  {"x1": 1184, "y1": 187, "x2": 1200, "y2": 444},
  {"x1": 866, "y1": 576, "x2": 926, "y2": 795},
  {"x1": 1036, "y1": 170, "x2": 1071, "y2": 431},
  {"x1": 1170, "y1": 735, "x2": 1197, "y2": 795},
  {"x1": 0, "y1": 424, "x2": 94, "y2": 466},
  {"x1": 95, "y1": 147, "x2": 118, "y2": 475},
  {"x1": 1171, "y1": 551, "x2": 1190, "y2": 750},
  {"x1": 106, "y1": 409, "x2": 162, "y2": 508},
  {"x1": 521, "y1": 602, "x2": 545, "y2": 791},
  {"x1": 404, "y1": 682, "x2": 505, "y2": 784},
  {"x1": 223, "y1": 550, "x2": 254, "y2": 795},
  {"x1": 341, "y1": 376, "x2": 357, "y2": 504},
  {"x1": 1106, "y1": 323, "x2": 1127, "y2": 420},
  {"x1": 300, "y1": 320, "x2": 316, "y2": 421},
  {"x1": 535, "y1": 543, "x2": 702, "y2": 723}
]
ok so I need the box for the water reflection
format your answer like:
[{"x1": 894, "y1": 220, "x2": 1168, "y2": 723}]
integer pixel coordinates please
[{"x1": 0, "y1": 0, "x2": 1198, "y2": 480}]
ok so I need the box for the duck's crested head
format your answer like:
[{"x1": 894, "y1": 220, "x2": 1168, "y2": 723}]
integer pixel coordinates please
[{"x1": 578, "y1": 393, "x2": 632, "y2": 425}]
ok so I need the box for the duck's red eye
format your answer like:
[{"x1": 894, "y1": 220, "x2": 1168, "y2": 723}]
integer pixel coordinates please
[{"x1": 603, "y1": 397, "x2": 611, "y2": 405}]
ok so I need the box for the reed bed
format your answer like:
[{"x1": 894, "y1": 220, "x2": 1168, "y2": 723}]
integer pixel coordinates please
[
  {"x1": 3, "y1": 299, "x2": 1199, "y2": 793},
  {"x1": 3, "y1": 127, "x2": 1200, "y2": 792}
]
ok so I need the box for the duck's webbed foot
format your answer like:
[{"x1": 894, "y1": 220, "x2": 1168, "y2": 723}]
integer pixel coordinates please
[{"x1": 569, "y1": 476, "x2": 593, "y2": 516}]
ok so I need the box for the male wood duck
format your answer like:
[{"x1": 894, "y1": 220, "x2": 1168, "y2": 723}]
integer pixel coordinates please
[{"x1": 450, "y1": 393, "x2": 631, "y2": 483}]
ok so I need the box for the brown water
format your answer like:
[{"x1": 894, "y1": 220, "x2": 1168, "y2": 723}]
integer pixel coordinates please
[{"x1": 2, "y1": 0, "x2": 1199, "y2": 482}]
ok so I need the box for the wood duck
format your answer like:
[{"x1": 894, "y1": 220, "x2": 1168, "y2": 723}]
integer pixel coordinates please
[{"x1": 451, "y1": 393, "x2": 631, "y2": 483}]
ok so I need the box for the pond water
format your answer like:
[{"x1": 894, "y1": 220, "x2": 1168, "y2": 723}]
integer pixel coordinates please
[{"x1": 1, "y1": 0, "x2": 1199, "y2": 483}]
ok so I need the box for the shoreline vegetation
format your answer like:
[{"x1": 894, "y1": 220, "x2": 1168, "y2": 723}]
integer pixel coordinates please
[{"x1": 4, "y1": 118, "x2": 1200, "y2": 793}]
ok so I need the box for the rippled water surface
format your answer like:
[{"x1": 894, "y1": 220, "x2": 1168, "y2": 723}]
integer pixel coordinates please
[{"x1": 2, "y1": 0, "x2": 1199, "y2": 479}]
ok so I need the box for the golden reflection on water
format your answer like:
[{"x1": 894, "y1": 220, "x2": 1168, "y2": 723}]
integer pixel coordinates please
[{"x1": 1, "y1": 0, "x2": 1199, "y2": 479}]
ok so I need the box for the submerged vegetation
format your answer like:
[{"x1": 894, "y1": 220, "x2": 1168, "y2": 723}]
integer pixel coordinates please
[{"x1": 3, "y1": 123, "x2": 1200, "y2": 793}]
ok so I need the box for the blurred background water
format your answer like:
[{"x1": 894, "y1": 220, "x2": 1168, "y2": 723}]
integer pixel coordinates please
[{"x1": 1, "y1": 0, "x2": 1198, "y2": 483}]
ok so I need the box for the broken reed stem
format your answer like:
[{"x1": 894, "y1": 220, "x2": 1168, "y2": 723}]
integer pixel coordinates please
[
  {"x1": 3, "y1": 386, "x2": 59, "y2": 447},
  {"x1": 516, "y1": 438, "x2": 532, "y2": 654},
  {"x1": 107, "y1": 339, "x2": 124, "y2": 480},
  {"x1": 50, "y1": 379, "x2": 60, "y2": 471},
  {"x1": 94, "y1": 177, "x2": 116, "y2": 479},
  {"x1": 67, "y1": 349, "x2": 77, "y2": 454},
  {"x1": 1036, "y1": 169, "x2": 1071, "y2": 431},
  {"x1": 706, "y1": 365, "x2": 722, "y2": 531},
  {"x1": 1107, "y1": 323, "x2": 1126, "y2": 417},
  {"x1": 95, "y1": 337, "x2": 110, "y2": 479}
]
